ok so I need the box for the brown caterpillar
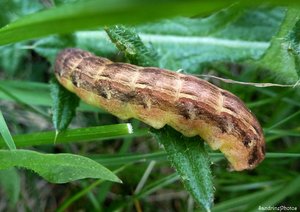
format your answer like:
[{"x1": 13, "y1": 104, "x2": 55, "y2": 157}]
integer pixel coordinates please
[{"x1": 54, "y1": 48, "x2": 265, "y2": 171}]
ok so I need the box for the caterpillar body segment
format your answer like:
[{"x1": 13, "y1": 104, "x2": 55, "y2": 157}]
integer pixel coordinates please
[{"x1": 54, "y1": 48, "x2": 265, "y2": 171}]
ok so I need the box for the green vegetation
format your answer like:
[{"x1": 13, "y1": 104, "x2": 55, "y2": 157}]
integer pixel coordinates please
[{"x1": 0, "y1": 0, "x2": 299, "y2": 211}]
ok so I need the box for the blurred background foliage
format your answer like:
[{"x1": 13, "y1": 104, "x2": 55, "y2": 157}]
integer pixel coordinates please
[{"x1": 0, "y1": 0, "x2": 300, "y2": 211}]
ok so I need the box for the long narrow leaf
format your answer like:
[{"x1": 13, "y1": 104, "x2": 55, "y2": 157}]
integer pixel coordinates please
[
  {"x1": 0, "y1": 124, "x2": 136, "y2": 148},
  {"x1": 0, "y1": 0, "x2": 234, "y2": 46},
  {"x1": 249, "y1": 176, "x2": 300, "y2": 209},
  {"x1": 0, "y1": 110, "x2": 16, "y2": 150}
]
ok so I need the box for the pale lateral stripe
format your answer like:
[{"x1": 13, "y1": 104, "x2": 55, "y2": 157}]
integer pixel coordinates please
[
  {"x1": 65, "y1": 73, "x2": 257, "y2": 135},
  {"x1": 74, "y1": 70, "x2": 236, "y2": 114},
  {"x1": 68, "y1": 73, "x2": 237, "y2": 116}
]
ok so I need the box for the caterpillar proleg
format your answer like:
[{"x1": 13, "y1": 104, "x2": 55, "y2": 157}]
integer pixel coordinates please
[{"x1": 54, "y1": 48, "x2": 265, "y2": 171}]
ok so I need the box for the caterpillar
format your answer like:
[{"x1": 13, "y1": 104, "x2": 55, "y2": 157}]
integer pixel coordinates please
[{"x1": 54, "y1": 48, "x2": 265, "y2": 171}]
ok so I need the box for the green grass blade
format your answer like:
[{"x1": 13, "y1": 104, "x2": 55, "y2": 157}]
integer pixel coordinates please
[
  {"x1": 91, "y1": 151, "x2": 167, "y2": 166},
  {"x1": 266, "y1": 153, "x2": 300, "y2": 158},
  {"x1": 57, "y1": 165, "x2": 126, "y2": 212},
  {"x1": 221, "y1": 180, "x2": 283, "y2": 192},
  {"x1": 135, "y1": 172, "x2": 180, "y2": 199},
  {"x1": 112, "y1": 172, "x2": 180, "y2": 211},
  {"x1": 0, "y1": 110, "x2": 16, "y2": 150},
  {"x1": 0, "y1": 149, "x2": 121, "y2": 183},
  {"x1": 265, "y1": 110, "x2": 300, "y2": 132},
  {"x1": 0, "y1": 124, "x2": 137, "y2": 148},
  {"x1": 0, "y1": 0, "x2": 234, "y2": 46},
  {"x1": 212, "y1": 186, "x2": 282, "y2": 212},
  {"x1": 91, "y1": 152, "x2": 300, "y2": 166},
  {"x1": 246, "y1": 176, "x2": 300, "y2": 211}
]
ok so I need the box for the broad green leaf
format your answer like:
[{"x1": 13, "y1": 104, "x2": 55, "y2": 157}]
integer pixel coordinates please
[
  {"x1": 76, "y1": 30, "x2": 118, "y2": 58},
  {"x1": 105, "y1": 25, "x2": 159, "y2": 67},
  {"x1": 258, "y1": 8, "x2": 300, "y2": 83},
  {"x1": 0, "y1": 0, "x2": 44, "y2": 74},
  {"x1": 0, "y1": 0, "x2": 234, "y2": 46},
  {"x1": 32, "y1": 32, "x2": 117, "y2": 63},
  {"x1": 0, "y1": 110, "x2": 16, "y2": 150},
  {"x1": 0, "y1": 43, "x2": 28, "y2": 75},
  {"x1": 33, "y1": 34, "x2": 76, "y2": 63},
  {"x1": 31, "y1": 6, "x2": 285, "y2": 73},
  {"x1": 49, "y1": 6, "x2": 284, "y2": 73},
  {"x1": 50, "y1": 78, "x2": 80, "y2": 132},
  {"x1": 136, "y1": 6, "x2": 285, "y2": 71},
  {"x1": 152, "y1": 126, "x2": 214, "y2": 211},
  {"x1": 0, "y1": 124, "x2": 136, "y2": 148},
  {"x1": 0, "y1": 168, "x2": 20, "y2": 207},
  {"x1": 0, "y1": 149, "x2": 121, "y2": 183}
]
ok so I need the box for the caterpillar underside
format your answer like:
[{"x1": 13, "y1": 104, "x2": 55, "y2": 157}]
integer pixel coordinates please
[{"x1": 54, "y1": 48, "x2": 265, "y2": 171}]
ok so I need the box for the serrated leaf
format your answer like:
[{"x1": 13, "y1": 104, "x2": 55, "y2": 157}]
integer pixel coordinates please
[
  {"x1": 50, "y1": 77, "x2": 80, "y2": 132},
  {"x1": 0, "y1": 168, "x2": 20, "y2": 207},
  {"x1": 105, "y1": 25, "x2": 158, "y2": 67},
  {"x1": 0, "y1": 149, "x2": 121, "y2": 183},
  {"x1": 151, "y1": 126, "x2": 214, "y2": 211},
  {"x1": 258, "y1": 8, "x2": 300, "y2": 83}
]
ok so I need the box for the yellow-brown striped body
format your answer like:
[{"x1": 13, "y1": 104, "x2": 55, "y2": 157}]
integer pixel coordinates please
[{"x1": 54, "y1": 48, "x2": 265, "y2": 171}]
